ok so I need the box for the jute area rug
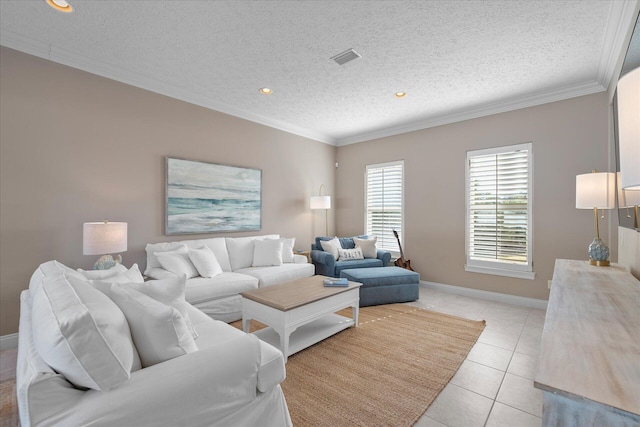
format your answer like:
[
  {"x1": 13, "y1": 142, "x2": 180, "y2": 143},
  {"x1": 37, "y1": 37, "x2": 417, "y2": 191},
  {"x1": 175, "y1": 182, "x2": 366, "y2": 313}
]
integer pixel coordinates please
[{"x1": 232, "y1": 304, "x2": 486, "y2": 427}]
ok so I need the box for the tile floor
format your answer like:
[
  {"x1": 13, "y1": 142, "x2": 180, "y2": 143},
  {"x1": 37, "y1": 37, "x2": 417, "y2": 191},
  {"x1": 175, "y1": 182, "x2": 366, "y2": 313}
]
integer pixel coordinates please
[
  {"x1": 0, "y1": 284, "x2": 545, "y2": 427},
  {"x1": 410, "y1": 285, "x2": 544, "y2": 427}
]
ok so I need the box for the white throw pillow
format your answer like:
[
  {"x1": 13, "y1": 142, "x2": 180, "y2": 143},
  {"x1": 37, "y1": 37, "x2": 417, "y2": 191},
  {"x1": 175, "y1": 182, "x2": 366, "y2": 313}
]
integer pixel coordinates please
[
  {"x1": 109, "y1": 284, "x2": 198, "y2": 368},
  {"x1": 281, "y1": 237, "x2": 295, "y2": 263},
  {"x1": 226, "y1": 237, "x2": 256, "y2": 271},
  {"x1": 93, "y1": 275, "x2": 198, "y2": 339},
  {"x1": 89, "y1": 263, "x2": 144, "y2": 284},
  {"x1": 253, "y1": 239, "x2": 283, "y2": 267},
  {"x1": 155, "y1": 246, "x2": 199, "y2": 278},
  {"x1": 31, "y1": 273, "x2": 141, "y2": 391},
  {"x1": 76, "y1": 263, "x2": 128, "y2": 280},
  {"x1": 188, "y1": 246, "x2": 223, "y2": 278},
  {"x1": 338, "y1": 246, "x2": 364, "y2": 260},
  {"x1": 353, "y1": 237, "x2": 378, "y2": 259},
  {"x1": 320, "y1": 237, "x2": 342, "y2": 261},
  {"x1": 29, "y1": 260, "x2": 85, "y2": 298}
]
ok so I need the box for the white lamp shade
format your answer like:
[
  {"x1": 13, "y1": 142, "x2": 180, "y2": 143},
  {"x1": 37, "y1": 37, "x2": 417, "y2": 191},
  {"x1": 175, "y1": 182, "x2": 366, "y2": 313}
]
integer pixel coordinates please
[
  {"x1": 576, "y1": 172, "x2": 615, "y2": 209},
  {"x1": 617, "y1": 67, "x2": 640, "y2": 190},
  {"x1": 310, "y1": 195, "x2": 331, "y2": 210},
  {"x1": 83, "y1": 222, "x2": 128, "y2": 255}
]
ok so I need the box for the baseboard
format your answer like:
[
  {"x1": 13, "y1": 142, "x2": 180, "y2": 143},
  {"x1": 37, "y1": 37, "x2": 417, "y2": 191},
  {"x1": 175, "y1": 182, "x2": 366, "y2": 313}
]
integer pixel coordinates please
[
  {"x1": 421, "y1": 280, "x2": 548, "y2": 310},
  {"x1": 0, "y1": 333, "x2": 18, "y2": 351}
]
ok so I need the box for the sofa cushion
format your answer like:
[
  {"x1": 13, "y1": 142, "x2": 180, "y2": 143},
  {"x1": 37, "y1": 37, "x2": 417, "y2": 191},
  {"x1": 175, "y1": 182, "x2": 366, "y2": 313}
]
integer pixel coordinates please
[
  {"x1": 236, "y1": 263, "x2": 315, "y2": 287},
  {"x1": 281, "y1": 238, "x2": 295, "y2": 263},
  {"x1": 145, "y1": 237, "x2": 232, "y2": 275},
  {"x1": 188, "y1": 246, "x2": 223, "y2": 278},
  {"x1": 29, "y1": 260, "x2": 85, "y2": 300},
  {"x1": 334, "y1": 258, "x2": 383, "y2": 277},
  {"x1": 253, "y1": 239, "x2": 283, "y2": 267},
  {"x1": 109, "y1": 284, "x2": 198, "y2": 368},
  {"x1": 320, "y1": 237, "x2": 342, "y2": 260},
  {"x1": 184, "y1": 272, "x2": 259, "y2": 305},
  {"x1": 89, "y1": 264, "x2": 145, "y2": 284},
  {"x1": 76, "y1": 263, "x2": 128, "y2": 279},
  {"x1": 227, "y1": 235, "x2": 280, "y2": 271},
  {"x1": 31, "y1": 273, "x2": 141, "y2": 391},
  {"x1": 93, "y1": 275, "x2": 197, "y2": 339},
  {"x1": 353, "y1": 237, "x2": 378, "y2": 259},
  {"x1": 338, "y1": 247, "x2": 364, "y2": 260},
  {"x1": 155, "y1": 246, "x2": 200, "y2": 278}
]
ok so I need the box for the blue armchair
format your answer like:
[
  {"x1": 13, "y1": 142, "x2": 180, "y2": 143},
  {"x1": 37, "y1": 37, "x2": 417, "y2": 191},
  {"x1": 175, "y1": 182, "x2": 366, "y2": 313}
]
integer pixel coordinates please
[{"x1": 310, "y1": 236, "x2": 392, "y2": 278}]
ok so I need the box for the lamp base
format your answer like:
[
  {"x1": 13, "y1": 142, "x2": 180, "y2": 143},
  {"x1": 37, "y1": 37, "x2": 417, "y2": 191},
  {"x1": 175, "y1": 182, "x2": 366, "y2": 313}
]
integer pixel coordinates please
[
  {"x1": 93, "y1": 254, "x2": 122, "y2": 270},
  {"x1": 587, "y1": 238, "x2": 610, "y2": 267}
]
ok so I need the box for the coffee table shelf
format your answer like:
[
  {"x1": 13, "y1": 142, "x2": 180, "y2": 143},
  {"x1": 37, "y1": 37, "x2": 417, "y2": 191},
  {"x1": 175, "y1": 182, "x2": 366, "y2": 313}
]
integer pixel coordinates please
[{"x1": 252, "y1": 313, "x2": 354, "y2": 357}]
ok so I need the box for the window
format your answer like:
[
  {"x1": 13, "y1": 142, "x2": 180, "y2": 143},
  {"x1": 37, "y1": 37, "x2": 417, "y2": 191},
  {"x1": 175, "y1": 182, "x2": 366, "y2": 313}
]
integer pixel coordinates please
[
  {"x1": 465, "y1": 143, "x2": 534, "y2": 279},
  {"x1": 365, "y1": 161, "x2": 404, "y2": 254}
]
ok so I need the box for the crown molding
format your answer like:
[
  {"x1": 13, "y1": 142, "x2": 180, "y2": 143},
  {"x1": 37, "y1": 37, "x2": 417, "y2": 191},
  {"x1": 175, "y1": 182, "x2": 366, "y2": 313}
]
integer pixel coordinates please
[
  {"x1": 336, "y1": 80, "x2": 606, "y2": 146},
  {"x1": 0, "y1": 30, "x2": 337, "y2": 146},
  {"x1": 596, "y1": 0, "x2": 640, "y2": 92}
]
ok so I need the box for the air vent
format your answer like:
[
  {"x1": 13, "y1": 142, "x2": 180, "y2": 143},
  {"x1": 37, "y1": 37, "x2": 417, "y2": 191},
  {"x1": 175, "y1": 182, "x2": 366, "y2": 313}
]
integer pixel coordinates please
[{"x1": 331, "y1": 48, "x2": 361, "y2": 66}]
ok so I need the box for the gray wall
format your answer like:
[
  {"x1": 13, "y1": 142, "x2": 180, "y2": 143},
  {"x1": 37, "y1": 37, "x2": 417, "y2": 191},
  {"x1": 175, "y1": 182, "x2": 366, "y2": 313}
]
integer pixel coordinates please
[
  {"x1": 335, "y1": 92, "x2": 613, "y2": 300},
  {"x1": 0, "y1": 47, "x2": 336, "y2": 335},
  {"x1": 0, "y1": 45, "x2": 622, "y2": 336}
]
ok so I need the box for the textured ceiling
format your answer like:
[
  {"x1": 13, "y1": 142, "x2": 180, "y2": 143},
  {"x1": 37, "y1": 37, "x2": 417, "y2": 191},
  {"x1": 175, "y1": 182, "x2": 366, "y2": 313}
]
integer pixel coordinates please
[{"x1": 1, "y1": 1, "x2": 638, "y2": 145}]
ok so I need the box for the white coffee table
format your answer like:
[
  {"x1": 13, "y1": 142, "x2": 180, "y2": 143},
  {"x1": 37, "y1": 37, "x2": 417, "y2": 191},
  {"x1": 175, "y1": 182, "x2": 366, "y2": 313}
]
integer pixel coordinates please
[{"x1": 241, "y1": 275, "x2": 361, "y2": 362}]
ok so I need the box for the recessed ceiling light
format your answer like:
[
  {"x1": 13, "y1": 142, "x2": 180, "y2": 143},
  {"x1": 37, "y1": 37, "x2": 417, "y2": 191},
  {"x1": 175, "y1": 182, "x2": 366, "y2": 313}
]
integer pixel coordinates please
[
  {"x1": 395, "y1": 92, "x2": 406, "y2": 98},
  {"x1": 259, "y1": 87, "x2": 273, "y2": 95},
  {"x1": 46, "y1": 0, "x2": 73, "y2": 13}
]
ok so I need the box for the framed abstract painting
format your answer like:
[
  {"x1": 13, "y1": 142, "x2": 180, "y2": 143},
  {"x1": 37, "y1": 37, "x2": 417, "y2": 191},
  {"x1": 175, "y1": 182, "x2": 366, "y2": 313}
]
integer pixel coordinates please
[{"x1": 166, "y1": 157, "x2": 262, "y2": 234}]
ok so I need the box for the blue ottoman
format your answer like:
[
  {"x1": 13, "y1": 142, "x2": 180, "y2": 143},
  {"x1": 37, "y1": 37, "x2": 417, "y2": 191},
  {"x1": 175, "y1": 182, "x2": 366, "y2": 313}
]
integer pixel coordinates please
[{"x1": 340, "y1": 267, "x2": 420, "y2": 307}]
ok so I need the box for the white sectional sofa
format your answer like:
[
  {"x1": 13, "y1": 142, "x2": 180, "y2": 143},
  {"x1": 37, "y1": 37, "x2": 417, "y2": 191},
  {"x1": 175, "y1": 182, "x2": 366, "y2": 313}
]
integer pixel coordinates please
[
  {"x1": 144, "y1": 234, "x2": 315, "y2": 322},
  {"x1": 17, "y1": 260, "x2": 292, "y2": 426}
]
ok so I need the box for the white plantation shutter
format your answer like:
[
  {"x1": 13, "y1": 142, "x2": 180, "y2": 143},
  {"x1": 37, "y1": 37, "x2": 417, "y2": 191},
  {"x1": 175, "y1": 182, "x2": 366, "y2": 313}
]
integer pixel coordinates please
[
  {"x1": 366, "y1": 161, "x2": 404, "y2": 253},
  {"x1": 465, "y1": 143, "x2": 534, "y2": 279}
]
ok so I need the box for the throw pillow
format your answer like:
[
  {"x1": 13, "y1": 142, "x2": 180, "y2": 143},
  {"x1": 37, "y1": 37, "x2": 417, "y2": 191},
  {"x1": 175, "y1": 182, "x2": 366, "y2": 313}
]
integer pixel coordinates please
[
  {"x1": 76, "y1": 263, "x2": 128, "y2": 280},
  {"x1": 31, "y1": 273, "x2": 141, "y2": 391},
  {"x1": 353, "y1": 237, "x2": 378, "y2": 259},
  {"x1": 109, "y1": 284, "x2": 198, "y2": 368},
  {"x1": 188, "y1": 246, "x2": 223, "y2": 278},
  {"x1": 281, "y1": 237, "x2": 296, "y2": 263},
  {"x1": 253, "y1": 238, "x2": 283, "y2": 267},
  {"x1": 89, "y1": 263, "x2": 145, "y2": 284},
  {"x1": 155, "y1": 246, "x2": 199, "y2": 278},
  {"x1": 92, "y1": 275, "x2": 198, "y2": 340},
  {"x1": 320, "y1": 237, "x2": 342, "y2": 261},
  {"x1": 338, "y1": 246, "x2": 364, "y2": 260},
  {"x1": 226, "y1": 237, "x2": 256, "y2": 271}
]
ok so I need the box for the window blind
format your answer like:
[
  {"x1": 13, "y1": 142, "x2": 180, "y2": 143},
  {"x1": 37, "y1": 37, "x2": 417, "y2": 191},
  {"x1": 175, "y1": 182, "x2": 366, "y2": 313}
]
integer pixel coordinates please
[
  {"x1": 467, "y1": 144, "x2": 532, "y2": 270},
  {"x1": 366, "y1": 161, "x2": 403, "y2": 253}
]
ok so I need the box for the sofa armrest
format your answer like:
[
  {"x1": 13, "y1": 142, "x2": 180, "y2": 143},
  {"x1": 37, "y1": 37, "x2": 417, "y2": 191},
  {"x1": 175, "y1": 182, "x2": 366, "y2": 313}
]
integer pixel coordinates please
[
  {"x1": 311, "y1": 250, "x2": 336, "y2": 277},
  {"x1": 292, "y1": 254, "x2": 307, "y2": 264},
  {"x1": 376, "y1": 250, "x2": 392, "y2": 266},
  {"x1": 32, "y1": 334, "x2": 263, "y2": 427}
]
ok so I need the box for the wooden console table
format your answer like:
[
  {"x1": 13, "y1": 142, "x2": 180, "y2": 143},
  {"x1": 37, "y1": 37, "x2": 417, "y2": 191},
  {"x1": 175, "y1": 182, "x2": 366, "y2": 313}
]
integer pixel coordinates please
[{"x1": 534, "y1": 259, "x2": 640, "y2": 426}]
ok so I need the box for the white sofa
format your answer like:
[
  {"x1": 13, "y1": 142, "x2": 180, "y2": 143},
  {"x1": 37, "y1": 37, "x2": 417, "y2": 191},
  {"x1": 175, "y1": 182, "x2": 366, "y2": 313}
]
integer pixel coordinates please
[
  {"x1": 17, "y1": 261, "x2": 292, "y2": 426},
  {"x1": 145, "y1": 234, "x2": 315, "y2": 322}
]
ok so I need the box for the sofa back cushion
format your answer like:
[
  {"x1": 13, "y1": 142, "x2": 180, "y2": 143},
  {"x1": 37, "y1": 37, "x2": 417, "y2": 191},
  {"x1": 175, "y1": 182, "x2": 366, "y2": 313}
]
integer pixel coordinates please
[
  {"x1": 226, "y1": 235, "x2": 280, "y2": 271},
  {"x1": 31, "y1": 273, "x2": 141, "y2": 391},
  {"x1": 29, "y1": 261, "x2": 85, "y2": 301}
]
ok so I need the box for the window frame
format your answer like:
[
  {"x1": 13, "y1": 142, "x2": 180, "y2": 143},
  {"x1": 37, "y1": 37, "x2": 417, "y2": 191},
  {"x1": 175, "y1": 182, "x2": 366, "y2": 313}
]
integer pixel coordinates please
[
  {"x1": 464, "y1": 142, "x2": 535, "y2": 280},
  {"x1": 364, "y1": 160, "x2": 404, "y2": 256}
]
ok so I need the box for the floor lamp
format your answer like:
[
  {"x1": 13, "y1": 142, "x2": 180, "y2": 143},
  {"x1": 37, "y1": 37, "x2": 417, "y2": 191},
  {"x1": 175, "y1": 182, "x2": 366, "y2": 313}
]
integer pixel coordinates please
[{"x1": 310, "y1": 185, "x2": 331, "y2": 236}]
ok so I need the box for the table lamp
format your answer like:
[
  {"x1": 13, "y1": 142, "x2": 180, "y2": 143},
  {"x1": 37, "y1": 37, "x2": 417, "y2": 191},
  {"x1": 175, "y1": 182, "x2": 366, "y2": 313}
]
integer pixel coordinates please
[
  {"x1": 310, "y1": 184, "x2": 331, "y2": 236},
  {"x1": 83, "y1": 221, "x2": 128, "y2": 269},
  {"x1": 576, "y1": 171, "x2": 615, "y2": 266}
]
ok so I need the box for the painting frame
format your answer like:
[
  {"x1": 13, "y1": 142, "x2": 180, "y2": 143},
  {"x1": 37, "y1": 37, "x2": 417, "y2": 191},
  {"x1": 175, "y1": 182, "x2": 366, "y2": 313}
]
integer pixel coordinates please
[{"x1": 165, "y1": 157, "x2": 262, "y2": 235}]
